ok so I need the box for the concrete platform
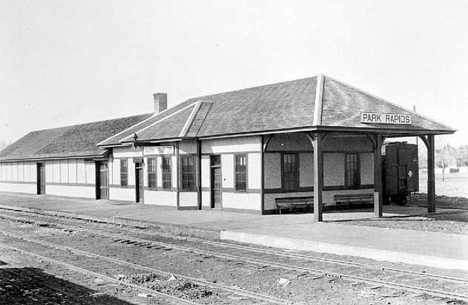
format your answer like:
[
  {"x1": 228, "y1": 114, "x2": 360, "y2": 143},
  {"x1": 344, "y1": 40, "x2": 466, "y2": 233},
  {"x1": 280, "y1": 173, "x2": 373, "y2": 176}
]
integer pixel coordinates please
[{"x1": 0, "y1": 192, "x2": 467, "y2": 271}]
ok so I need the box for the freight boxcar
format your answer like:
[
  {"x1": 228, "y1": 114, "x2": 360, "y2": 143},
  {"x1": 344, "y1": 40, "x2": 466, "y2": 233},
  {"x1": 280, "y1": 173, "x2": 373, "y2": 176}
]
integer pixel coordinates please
[{"x1": 382, "y1": 142, "x2": 419, "y2": 205}]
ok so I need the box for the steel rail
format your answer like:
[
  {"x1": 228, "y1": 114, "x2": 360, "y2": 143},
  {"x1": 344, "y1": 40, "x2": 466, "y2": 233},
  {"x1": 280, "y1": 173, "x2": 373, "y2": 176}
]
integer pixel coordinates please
[
  {"x1": 1, "y1": 209, "x2": 468, "y2": 301},
  {"x1": 3, "y1": 211, "x2": 464, "y2": 285},
  {"x1": 0, "y1": 230, "x2": 290, "y2": 305},
  {"x1": 0, "y1": 243, "x2": 201, "y2": 305}
]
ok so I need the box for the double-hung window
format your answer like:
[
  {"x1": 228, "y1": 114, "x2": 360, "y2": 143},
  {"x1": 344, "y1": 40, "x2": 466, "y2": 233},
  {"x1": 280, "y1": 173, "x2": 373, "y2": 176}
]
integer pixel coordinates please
[
  {"x1": 181, "y1": 156, "x2": 196, "y2": 191},
  {"x1": 162, "y1": 157, "x2": 172, "y2": 190},
  {"x1": 235, "y1": 154, "x2": 247, "y2": 191},
  {"x1": 346, "y1": 153, "x2": 360, "y2": 188},
  {"x1": 120, "y1": 159, "x2": 128, "y2": 187},
  {"x1": 147, "y1": 158, "x2": 156, "y2": 189},
  {"x1": 283, "y1": 153, "x2": 298, "y2": 191}
]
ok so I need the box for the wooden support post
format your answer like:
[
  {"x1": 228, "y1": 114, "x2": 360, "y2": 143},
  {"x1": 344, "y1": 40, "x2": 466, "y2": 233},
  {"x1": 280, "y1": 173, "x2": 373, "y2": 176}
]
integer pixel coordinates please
[
  {"x1": 427, "y1": 135, "x2": 436, "y2": 213},
  {"x1": 313, "y1": 134, "x2": 323, "y2": 222},
  {"x1": 197, "y1": 139, "x2": 202, "y2": 210},
  {"x1": 373, "y1": 135, "x2": 383, "y2": 217}
]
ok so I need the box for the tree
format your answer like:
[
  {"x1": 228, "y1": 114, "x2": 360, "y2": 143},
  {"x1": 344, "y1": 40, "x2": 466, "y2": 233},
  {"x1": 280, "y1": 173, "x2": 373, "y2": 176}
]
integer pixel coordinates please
[{"x1": 435, "y1": 136, "x2": 455, "y2": 181}]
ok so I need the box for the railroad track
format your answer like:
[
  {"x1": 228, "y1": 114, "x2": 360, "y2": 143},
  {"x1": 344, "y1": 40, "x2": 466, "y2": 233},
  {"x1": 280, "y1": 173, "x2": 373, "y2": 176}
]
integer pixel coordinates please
[
  {"x1": 1, "y1": 209, "x2": 468, "y2": 303},
  {"x1": 0, "y1": 229, "x2": 289, "y2": 305}
]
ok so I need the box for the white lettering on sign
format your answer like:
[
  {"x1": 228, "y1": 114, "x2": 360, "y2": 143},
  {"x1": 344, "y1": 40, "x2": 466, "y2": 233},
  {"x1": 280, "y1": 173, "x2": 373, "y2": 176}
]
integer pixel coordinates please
[
  {"x1": 143, "y1": 146, "x2": 174, "y2": 155},
  {"x1": 361, "y1": 112, "x2": 412, "y2": 125}
]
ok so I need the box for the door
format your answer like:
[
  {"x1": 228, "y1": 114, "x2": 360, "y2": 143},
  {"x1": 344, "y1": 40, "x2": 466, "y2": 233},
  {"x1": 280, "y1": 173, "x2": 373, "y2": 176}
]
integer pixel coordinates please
[
  {"x1": 37, "y1": 163, "x2": 46, "y2": 195},
  {"x1": 210, "y1": 155, "x2": 222, "y2": 208},
  {"x1": 96, "y1": 161, "x2": 108, "y2": 200},
  {"x1": 135, "y1": 162, "x2": 144, "y2": 203}
]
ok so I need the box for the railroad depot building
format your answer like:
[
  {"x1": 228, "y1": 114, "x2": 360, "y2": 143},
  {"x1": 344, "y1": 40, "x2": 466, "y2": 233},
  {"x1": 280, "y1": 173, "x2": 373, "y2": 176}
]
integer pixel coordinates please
[{"x1": 0, "y1": 75, "x2": 455, "y2": 221}]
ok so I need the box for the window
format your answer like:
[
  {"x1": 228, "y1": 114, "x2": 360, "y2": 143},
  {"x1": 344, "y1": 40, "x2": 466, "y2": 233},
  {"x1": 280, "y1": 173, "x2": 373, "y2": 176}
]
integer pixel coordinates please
[
  {"x1": 120, "y1": 159, "x2": 128, "y2": 187},
  {"x1": 346, "y1": 153, "x2": 360, "y2": 188},
  {"x1": 283, "y1": 153, "x2": 298, "y2": 191},
  {"x1": 147, "y1": 158, "x2": 156, "y2": 189},
  {"x1": 235, "y1": 154, "x2": 247, "y2": 191},
  {"x1": 162, "y1": 157, "x2": 172, "y2": 190},
  {"x1": 181, "y1": 156, "x2": 196, "y2": 191}
]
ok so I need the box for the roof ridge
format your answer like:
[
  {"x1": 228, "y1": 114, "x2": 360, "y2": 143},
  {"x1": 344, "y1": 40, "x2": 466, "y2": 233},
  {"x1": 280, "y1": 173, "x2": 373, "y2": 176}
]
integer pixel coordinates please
[
  {"x1": 323, "y1": 74, "x2": 456, "y2": 132},
  {"x1": 97, "y1": 113, "x2": 156, "y2": 146},
  {"x1": 313, "y1": 74, "x2": 324, "y2": 126},
  {"x1": 120, "y1": 103, "x2": 197, "y2": 143},
  {"x1": 179, "y1": 100, "x2": 206, "y2": 138},
  {"x1": 185, "y1": 76, "x2": 317, "y2": 103}
]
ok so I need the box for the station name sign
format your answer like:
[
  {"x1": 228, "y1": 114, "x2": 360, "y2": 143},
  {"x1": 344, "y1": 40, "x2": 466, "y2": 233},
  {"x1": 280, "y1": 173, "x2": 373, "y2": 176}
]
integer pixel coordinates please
[
  {"x1": 143, "y1": 146, "x2": 174, "y2": 155},
  {"x1": 361, "y1": 112, "x2": 412, "y2": 125}
]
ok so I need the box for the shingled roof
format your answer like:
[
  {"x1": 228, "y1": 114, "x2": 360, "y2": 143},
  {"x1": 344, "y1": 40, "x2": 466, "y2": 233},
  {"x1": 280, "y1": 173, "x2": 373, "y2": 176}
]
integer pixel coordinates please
[
  {"x1": 0, "y1": 114, "x2": 151, "y2": 161},
  {"x1": 101, "y1": 75, "x2": 454, "y2": 146}
]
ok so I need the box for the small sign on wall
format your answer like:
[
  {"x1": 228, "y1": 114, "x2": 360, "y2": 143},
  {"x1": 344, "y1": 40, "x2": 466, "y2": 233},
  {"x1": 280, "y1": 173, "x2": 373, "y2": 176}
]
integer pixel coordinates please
[
  {"x1": 361, "y1": 112, "x2": 412, "y2": 125},
  {"x1": 143, "y1": 146, "x2": 174, "y2": 155}
]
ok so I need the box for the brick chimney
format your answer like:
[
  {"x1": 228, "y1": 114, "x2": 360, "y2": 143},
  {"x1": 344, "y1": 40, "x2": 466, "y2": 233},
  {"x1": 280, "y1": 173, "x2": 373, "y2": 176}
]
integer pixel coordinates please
[{"x1": 153, "y1": 93, "x2": 167, "y2": 114}]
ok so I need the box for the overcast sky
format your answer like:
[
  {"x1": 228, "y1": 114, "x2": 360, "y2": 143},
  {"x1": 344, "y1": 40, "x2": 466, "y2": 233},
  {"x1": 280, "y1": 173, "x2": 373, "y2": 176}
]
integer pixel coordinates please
[{"x1": 1, "y1": 0, "x2": 467, "y2": 147}]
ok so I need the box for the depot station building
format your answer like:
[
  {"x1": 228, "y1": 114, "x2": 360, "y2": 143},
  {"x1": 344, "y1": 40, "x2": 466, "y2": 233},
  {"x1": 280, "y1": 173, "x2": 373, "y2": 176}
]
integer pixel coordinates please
[{"x1": 0, "y1": 75, "x2": 455, "y2": 221}]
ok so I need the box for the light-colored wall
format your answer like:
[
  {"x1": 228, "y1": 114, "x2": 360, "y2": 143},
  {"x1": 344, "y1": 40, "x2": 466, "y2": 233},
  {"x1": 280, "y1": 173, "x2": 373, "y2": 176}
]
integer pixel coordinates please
[
  {"x1": 0, "y1": 181, "x2": 36, "y2": 194},
  {"x1": 113, "y1": 146, "x2": 143, "y2": 158},
  {"x1": 360, "y1": 153, "x2": 374, "y2": 185},
  {"x1": 47, "y1": 184, "x2": 95, "y2": 198},
  {"x1": 266, "y1": 133, "x2": 313, "y2": 151},
  {"x1": 85, "y1": 162, "x2": 95, "y2": 184},
  {"x1": 323, "y1": 136, "x2": 373, "y2": 152},
  {"x1": 221, "y1": 154, "x2": 234, "y2": 189},
  {"x1": 179, "y1": 192, "x2": 197, "y2": 207},
  {"x1": 223, "y1": 193, "x2": 261, "y2": 210},
  {"x1": 77, "y1": 159, "x2": 86, "y2": 184},
  {"x1": 202, "y1": 191, "x2": 211, "y2": 207},
  {"x1": 109, "y1": 187, "x2": 135, "y2": 202},
  {"x1": 264, "y1": 153, "x2": 281, "y2": 189},
  {"x1": 299, "y1": 152, "x2": 313, "y2": 187},
  {"x1": 324, "y1": 153, "x2": 345, "y2": 186},
  {"x1": 248, "y1": 153, "x2": 261, "y2": 189},
  {"x1": 202, "y1": 136, "x2": 261, "y2": 154},
  {"x1": 144, "y1": 190, "x2": 177, "y2": 206},
  {"x1": 201, "y1": 156, "x2": 210, "y2": 189}
]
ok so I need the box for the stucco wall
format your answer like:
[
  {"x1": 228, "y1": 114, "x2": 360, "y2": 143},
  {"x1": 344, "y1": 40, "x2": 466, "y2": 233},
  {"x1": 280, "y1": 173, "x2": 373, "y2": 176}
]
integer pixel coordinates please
[
  {"x1": 202, "y1": 136, "x2": 261, "y2": 154},
  {"x1": 179, "y1": 192, "x2": 198, "y2": 207},
  {"x1": 47, "y1": 184, "x2": 95, "y2": 199},
  {"x1": 0, "y1": 181, "x2": 36, "y2": 194},
  {"x1": 299, "y1": 152, "x2": 313, "y2": 187},
  {"x1": 144, "y1": 190, "x2": 177, "y2": 206},
  {"x1": 264, "y1": 153, "x2": 281, "y2": 189},
  {"x1": 324, "y1": 153, "x2": 345, "y2": 186},
  {"x1": 109, "y1": 187, "x2": 135, "y2": 202},
  {"x1": 223, "y1": 193, "x2": 261, "y2": 210},
  {"x1": 360, "y1": 153, "x2": 374, "y2": 185}
]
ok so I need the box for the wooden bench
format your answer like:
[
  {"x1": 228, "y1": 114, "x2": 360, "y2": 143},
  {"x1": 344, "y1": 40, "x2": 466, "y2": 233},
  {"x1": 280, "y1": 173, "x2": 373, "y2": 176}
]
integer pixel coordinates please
[
  {"x1": 275, "y1": 197, "x2": 314, "y2": 214},
  {"x1": 333, "y1": 193, "x2": 374, "y2": 206}
]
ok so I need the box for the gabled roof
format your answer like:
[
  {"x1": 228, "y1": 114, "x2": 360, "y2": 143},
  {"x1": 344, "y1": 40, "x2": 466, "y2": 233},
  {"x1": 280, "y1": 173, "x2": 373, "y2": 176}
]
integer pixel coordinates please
[
  {"x1": 103, "y1": 74, "x2": 453, "y2": 145},
  {"x1": 0, "y1": 114, "x2": 150, "y2": 161}
]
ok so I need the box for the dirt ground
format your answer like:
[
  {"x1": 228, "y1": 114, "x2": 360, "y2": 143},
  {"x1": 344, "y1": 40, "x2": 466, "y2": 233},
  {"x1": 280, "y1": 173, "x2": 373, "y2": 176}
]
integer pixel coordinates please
[{"x1": 344, "y1": 193, "x2": 468, "y2": 235}]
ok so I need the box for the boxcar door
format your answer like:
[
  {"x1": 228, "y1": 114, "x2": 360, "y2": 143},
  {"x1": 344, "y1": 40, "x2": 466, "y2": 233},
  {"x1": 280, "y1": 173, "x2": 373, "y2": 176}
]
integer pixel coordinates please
[
  {"x1": 37, "y1": 163, "x2": 46, "y2": 195},
  {"x1": 135, "y1": 162, "x2": 144, "y2": 203},
  {"x1": 97, "y1": 161, "x2": 109, "y2": 200},
  {"x1": 210, "y1": 155, "x2": 222, "y2": 209}
]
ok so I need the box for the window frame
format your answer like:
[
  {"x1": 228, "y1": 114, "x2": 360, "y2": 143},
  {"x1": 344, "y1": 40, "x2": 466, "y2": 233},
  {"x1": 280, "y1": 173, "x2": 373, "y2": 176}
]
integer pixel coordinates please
[
  {"x1": 235, "y1": 154, "x2": 248, "y2": 192},
  {"x1": 147, "y1": 157, "x2": 157, "y2": 189},
  {"x1": 181, "y1": 155, "x2": 196, "y2": 191},
  {"x1": 282, "y1": 153, "x2": 299, "y2": 192},
  {"x1": 162, "y1": 156, "x2": 172, "y2": 190},
  {"x1": 345, "y1": 153, "x2": 360, "y2": 189},
  {"x1": 120, "y1": 159, "x2": 128, "y2": 187}
]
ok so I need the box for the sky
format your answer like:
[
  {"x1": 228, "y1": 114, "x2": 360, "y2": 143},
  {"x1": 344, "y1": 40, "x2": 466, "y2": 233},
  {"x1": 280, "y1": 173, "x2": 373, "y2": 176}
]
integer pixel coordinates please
[{"x1": 1, "y1": 0, "x2": 467, "y2": 147}]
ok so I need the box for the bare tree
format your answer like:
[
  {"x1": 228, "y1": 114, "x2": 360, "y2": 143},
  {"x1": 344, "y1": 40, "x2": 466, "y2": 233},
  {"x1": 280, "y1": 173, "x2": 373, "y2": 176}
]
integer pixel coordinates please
[{"x1": 435, "y1": 136, "x2": 454, "y2": 181}]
